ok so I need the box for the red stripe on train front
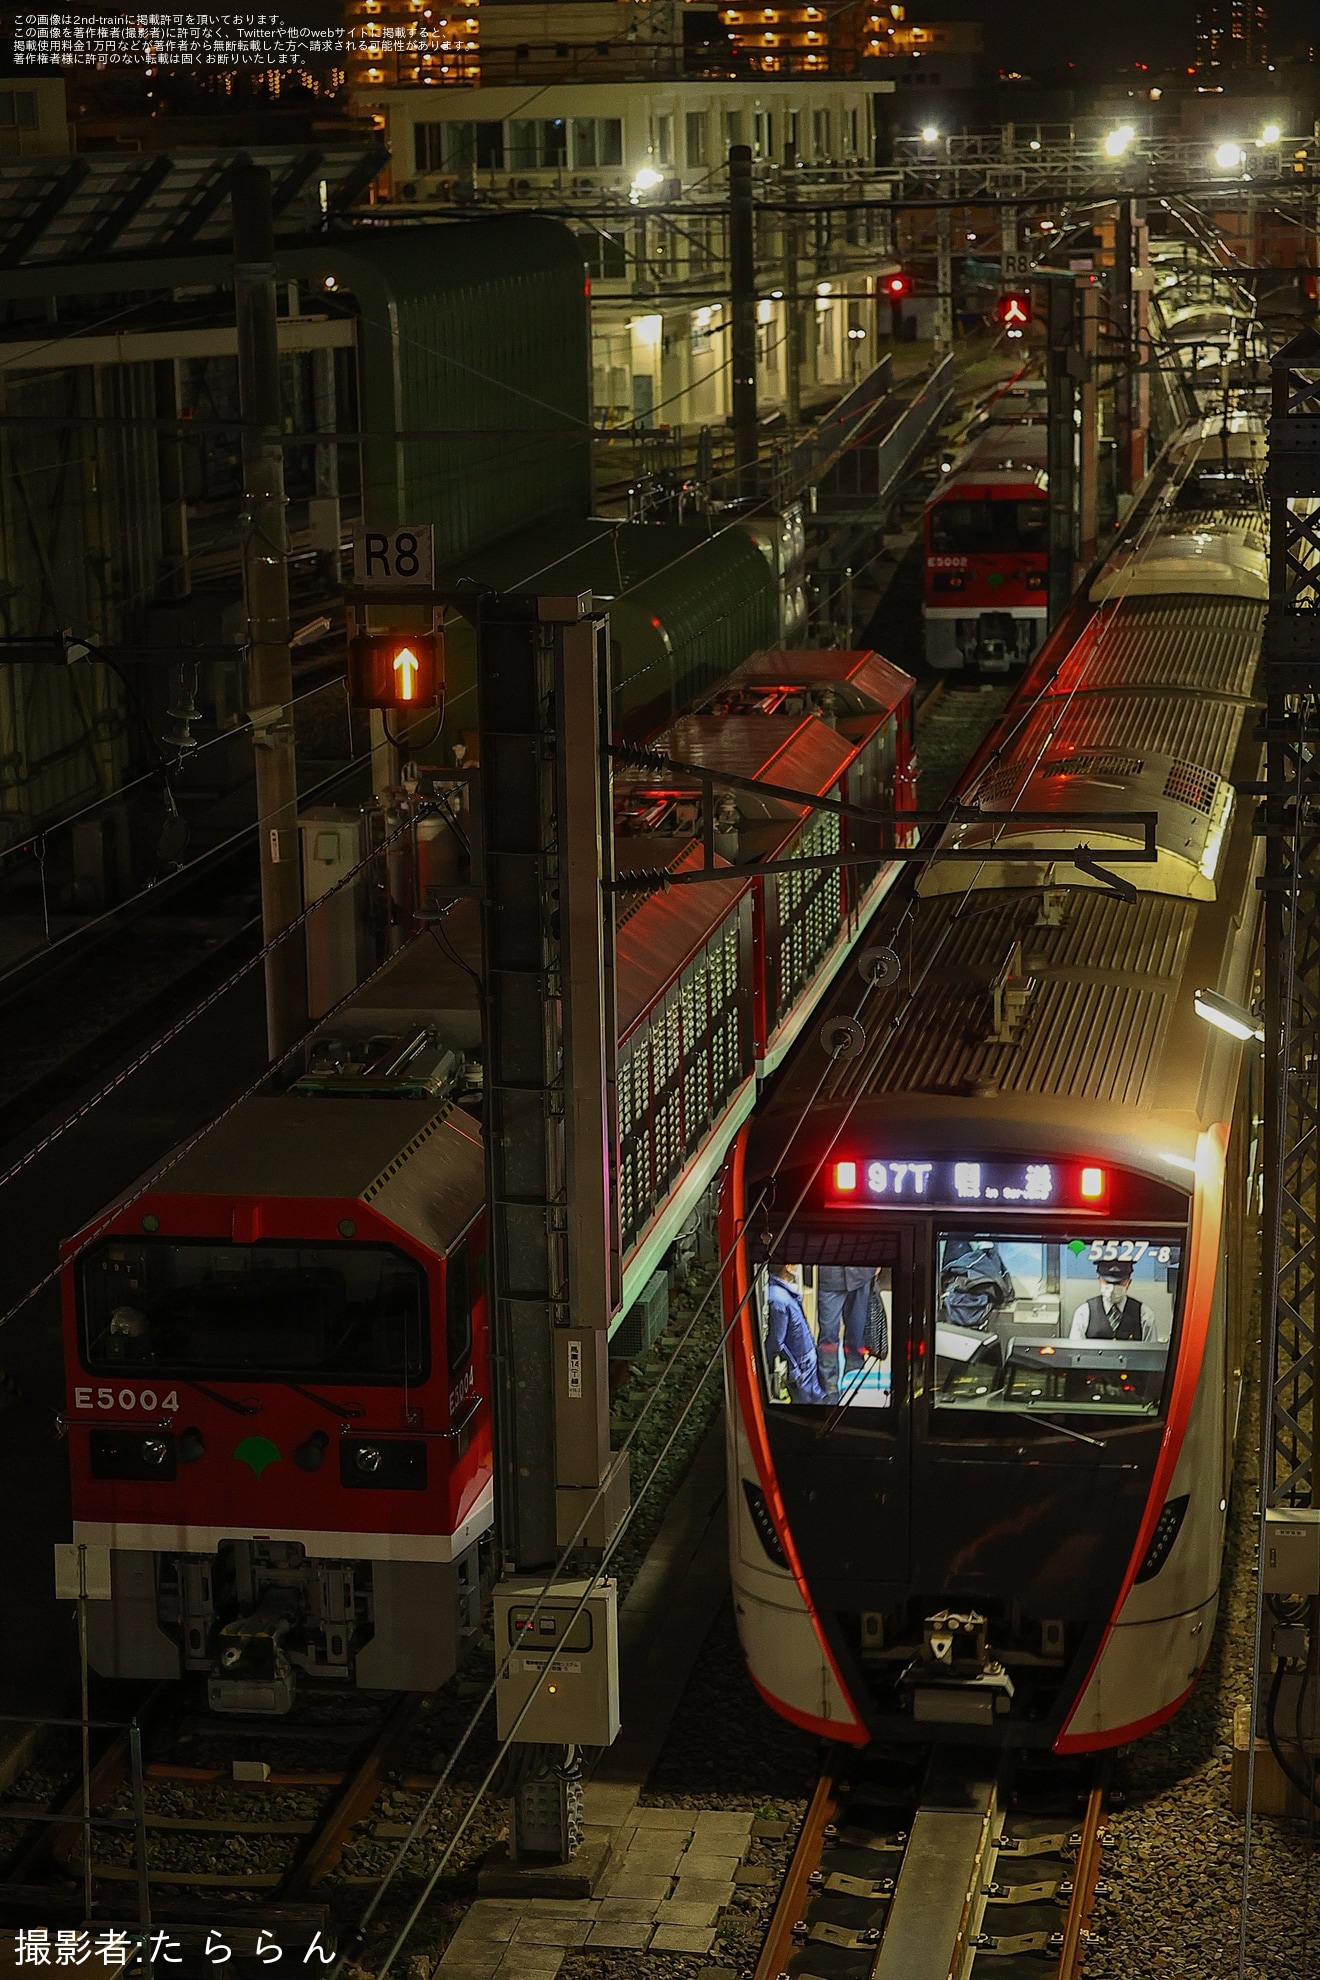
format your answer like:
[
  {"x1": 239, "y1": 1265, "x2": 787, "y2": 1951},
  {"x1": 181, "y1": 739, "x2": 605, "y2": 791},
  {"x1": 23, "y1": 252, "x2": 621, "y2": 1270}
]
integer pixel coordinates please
[
  {"x1": 1055, "y1": 1678, "x2": 1196, "y2": 1754},
  {"x1": 1057, "y1": 1125, "x2": 1226, "y2": 1748},
  {"x1": 722, "y1": 1128, "x2": 868, "y2": 1744},
  {"x1": 746, "y1": 1663, "x2": 871, "y2": 1746}
]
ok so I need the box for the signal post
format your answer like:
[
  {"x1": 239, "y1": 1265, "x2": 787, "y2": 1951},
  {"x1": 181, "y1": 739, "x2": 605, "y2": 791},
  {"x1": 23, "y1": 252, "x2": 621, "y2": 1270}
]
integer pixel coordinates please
[{"x1": 473, "y1": 587, "x2": 625, "y2": 1875}]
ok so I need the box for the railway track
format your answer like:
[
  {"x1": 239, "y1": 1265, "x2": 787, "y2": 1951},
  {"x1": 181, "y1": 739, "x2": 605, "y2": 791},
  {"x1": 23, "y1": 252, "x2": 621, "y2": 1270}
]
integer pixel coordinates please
[
  {"x1": 755, "y1": 1747, "x2": 1110, "y2": 1980},
  {"x1": 0, "y1": 1688, "x2": 427, "y2": 1958}
]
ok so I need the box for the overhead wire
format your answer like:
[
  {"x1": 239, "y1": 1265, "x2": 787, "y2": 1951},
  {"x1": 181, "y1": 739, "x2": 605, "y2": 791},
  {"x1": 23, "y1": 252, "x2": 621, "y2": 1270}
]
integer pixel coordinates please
[
  {"x1": 0, "y1": 784, "x2": 428, "y2": 1211},
  {"x1": 334, "y1": 458, "x2": 1209, "y2": 1965}
]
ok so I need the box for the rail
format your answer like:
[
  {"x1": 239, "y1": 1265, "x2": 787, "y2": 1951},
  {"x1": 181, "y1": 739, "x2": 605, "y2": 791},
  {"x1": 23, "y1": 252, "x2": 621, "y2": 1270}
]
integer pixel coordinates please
[{"x1": 751, "y1": 1748, "x2": 1109, "y2": 1980}]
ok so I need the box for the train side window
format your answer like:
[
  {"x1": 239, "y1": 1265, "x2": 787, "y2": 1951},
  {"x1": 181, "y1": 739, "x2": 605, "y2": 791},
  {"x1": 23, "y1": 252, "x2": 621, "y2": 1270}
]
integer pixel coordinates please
[
  {"x1": 932, "y1": 1230, "x2": 1183, "y2": 1422},
  {"x1": 446, "y1": 1243, "x2": 473, "y2": 1374},
  {"x1": 756, "y1": 1252, "x2": 896, "y2": 1411}
]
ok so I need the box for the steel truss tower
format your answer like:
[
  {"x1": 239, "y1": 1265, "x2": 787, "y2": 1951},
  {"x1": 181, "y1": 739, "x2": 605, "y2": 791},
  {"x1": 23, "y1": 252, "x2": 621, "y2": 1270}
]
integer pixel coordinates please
[{"x1": 1263, "y1": 327, "x2": 1320, "y2": 1512}]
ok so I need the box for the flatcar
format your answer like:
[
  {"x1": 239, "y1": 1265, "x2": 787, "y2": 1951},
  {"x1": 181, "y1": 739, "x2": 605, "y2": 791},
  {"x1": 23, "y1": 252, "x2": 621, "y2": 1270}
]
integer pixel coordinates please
[
  {"x1": 723, "y1": 423, "x2": 1266, "y2": 1751},
  {"x1": 60, "y1": 645, "x2": 915, "y2": 1711},
  {"x1": 923, "y1": 387, "x2": 1049, "y2": 675}
]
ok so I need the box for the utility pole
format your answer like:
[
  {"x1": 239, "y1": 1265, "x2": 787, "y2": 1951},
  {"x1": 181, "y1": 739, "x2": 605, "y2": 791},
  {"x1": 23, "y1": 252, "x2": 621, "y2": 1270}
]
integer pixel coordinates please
[
  {"x1": 1046, "y1": 274, "x2": 1079, "y2": 628},
  {"x1": 783, "y1": 141, "x2": 801, "y2": 430},
  {"x1": 233, "y1": 160, "x2": 306, "y2": 1058},
  {"x1": 1112, "y1": 197, "x2": 1134, "y2": 505},
  {"x1": 1077, "y1": 278, "x2": 1099, "y2": 564},
  {"x1": 729, "y1": 143, "x2": 758, "y2": 491},
  {"x1": 478, "y1": 590, "x2": 626, "y2": 1866},
  {"x1": 935, "y1": 205, "x2": 953, "y2": 351}
]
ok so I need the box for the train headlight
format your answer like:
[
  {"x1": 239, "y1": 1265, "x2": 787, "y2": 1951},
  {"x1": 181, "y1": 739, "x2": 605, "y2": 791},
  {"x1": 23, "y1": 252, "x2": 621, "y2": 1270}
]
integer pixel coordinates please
[{"x1": 356, "y1": 1444, "x2": 384, "y2": 1475}]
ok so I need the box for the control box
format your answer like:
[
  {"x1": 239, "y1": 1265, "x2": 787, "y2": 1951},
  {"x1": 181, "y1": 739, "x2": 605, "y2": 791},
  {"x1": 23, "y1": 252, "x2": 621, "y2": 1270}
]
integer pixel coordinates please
[
  {"x1": 1263, "y1": 1507, "x2": 1320, "y2": 1595},
  {"x1": 494, "y1": 1575, "x2": 620, "y2": 1747}
]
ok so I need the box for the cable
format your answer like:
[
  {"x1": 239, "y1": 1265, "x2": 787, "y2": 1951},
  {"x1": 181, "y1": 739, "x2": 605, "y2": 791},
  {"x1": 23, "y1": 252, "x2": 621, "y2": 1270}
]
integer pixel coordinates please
[
  {"x1": 0, "y1": 913, "x2": 446, "y2": 1341},
  {"x1": 0, "y1": 684, "x2": 390, "y2": 1000},
  {"x1": 0, "y1": 674, "x2": 347, "y2": 867},
  {"x1": 0, "y1": 798, "x2": 428, "y2": 1211},
  {"x1": 339, "y1": 542, "x2": 1097, "y2": 1970},
  {"x1": 373, "y1": 383, "x2": 1267, "y2": 1959}
]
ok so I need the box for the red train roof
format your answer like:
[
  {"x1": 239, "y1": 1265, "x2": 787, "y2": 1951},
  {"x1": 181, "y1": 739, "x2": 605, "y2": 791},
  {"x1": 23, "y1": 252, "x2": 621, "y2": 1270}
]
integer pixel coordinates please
[
  {"x1": 723, "y1": 648, "x2": 911, "y2": 717},
  {"x1": 655, "y1": 714, "x2": 859, "y2": 809},
  {"x1": 614, "y1": 844, "x2": 747, "y2": 1037}
]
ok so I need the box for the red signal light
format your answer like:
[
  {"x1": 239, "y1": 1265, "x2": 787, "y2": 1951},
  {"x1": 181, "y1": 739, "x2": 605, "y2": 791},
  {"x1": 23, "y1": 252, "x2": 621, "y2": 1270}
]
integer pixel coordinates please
[
  {"x1": 1080, "y1": 1166, "x2": 1106, "y2": 1201},
  {"x1": 884, "y1": 272, "x2": 913, "y2": 297},
  {"x1": 348, "y1": 632, "x2": 443, "y2": 711},
  {"x1": 834, "y1": 1160, "x2": 858, "y2": 1193}
]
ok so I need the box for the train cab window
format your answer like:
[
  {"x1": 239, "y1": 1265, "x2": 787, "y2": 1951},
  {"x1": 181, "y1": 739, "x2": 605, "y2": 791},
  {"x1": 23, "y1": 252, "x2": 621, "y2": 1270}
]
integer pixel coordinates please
[
  {"x1": 446, "y1": 1242, "x2": 473, "y2": 1373},
  {"x1": 757, "y1": 1256, "x2": 894, "y2": 1410},
  {"x1": 932, "y1": 1232, "x2": 1182, "y2": 1420},
  {"x1": 929, "y1": 499, "x2": 1048, "y2": 555},
  {"x1": 80, "y1": 1239, "x2": 428, "y2": 1384}
]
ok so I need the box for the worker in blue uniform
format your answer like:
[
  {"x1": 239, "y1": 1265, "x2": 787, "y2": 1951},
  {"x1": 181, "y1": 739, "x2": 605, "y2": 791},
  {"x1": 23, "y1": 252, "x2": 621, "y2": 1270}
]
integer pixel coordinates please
[
  {"x1": 816, "y1": 1265, "x2": 873, "y2": 1397},
  {"x1": 764, "y1": 1260, "x2": 827, "y2": 1404}
]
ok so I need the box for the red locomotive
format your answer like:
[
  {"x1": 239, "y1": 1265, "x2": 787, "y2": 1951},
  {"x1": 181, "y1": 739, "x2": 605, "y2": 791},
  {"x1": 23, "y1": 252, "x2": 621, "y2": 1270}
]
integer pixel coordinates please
[{"x1": 924, "y1": 389, "x2": 1049, "y2": 674}]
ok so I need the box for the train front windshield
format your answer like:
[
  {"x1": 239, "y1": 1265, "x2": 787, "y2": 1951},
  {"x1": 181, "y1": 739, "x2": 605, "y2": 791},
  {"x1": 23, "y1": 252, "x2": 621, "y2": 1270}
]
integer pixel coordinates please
[
  {"x1": 79, "y1": 1239, "x2": 428, "y2": 1382},
  {"x1": 933, "y1": 1232, "x2": 1181, "y2": 1417},
  {"x1": 754, "y1": 1230, "x2": 1182, "y2": 1420},
  {"x1": 929, "y1": 499, "x2": 1048, "y2": 555}
]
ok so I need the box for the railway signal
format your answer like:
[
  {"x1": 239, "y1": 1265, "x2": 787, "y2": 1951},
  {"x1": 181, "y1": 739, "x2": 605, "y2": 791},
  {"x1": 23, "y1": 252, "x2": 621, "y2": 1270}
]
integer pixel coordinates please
[
  {"x1": 348, "y1": 630, "x2": 442, "y2": 710},
  {"x1": 883, "y1": 271, "x2": 913, "y2": 298},
  {"x1": 997, "y1": 290, "x2": 1033, "y2": 338}
]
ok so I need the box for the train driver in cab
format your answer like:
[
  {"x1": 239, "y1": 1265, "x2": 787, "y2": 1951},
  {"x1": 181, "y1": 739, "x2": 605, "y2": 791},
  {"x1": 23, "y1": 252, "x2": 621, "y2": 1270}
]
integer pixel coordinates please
[{"x1": 1069, "y1": 1258, "x2": 1157, "y2": 1342}]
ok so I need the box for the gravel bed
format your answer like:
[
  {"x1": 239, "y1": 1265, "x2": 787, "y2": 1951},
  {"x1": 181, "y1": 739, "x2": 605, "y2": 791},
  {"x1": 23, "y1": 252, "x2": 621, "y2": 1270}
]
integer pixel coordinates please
[
  {"x1": 915, "y1": 682, "x2": 1012, "y2": 811},
  {"x1": 1088, "y1": 1368, "x2": 1319, "y2": 1980}
]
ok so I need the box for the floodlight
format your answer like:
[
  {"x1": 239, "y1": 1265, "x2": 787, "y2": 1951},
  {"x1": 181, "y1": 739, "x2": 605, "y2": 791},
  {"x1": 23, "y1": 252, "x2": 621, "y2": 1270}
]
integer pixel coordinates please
[{"x1": 1193, "y1": 988, "x2": 1262, "y2": 1041}]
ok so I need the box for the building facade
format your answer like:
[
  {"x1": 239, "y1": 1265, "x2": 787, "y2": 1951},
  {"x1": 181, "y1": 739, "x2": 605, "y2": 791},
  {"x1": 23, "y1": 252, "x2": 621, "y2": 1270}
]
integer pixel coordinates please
[
  {"x1": 1195, "y1": 0, "x2": 1269, "y2": 69},
  {"x1": 364, "y1": 78, "x2": 890, "y2": 430}
]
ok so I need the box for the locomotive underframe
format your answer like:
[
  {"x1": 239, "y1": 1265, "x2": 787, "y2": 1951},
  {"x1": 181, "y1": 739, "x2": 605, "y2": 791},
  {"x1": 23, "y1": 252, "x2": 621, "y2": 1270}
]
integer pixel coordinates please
[{"x1": 87, "y1": 1536, "x2": 486, "y2": 1712}]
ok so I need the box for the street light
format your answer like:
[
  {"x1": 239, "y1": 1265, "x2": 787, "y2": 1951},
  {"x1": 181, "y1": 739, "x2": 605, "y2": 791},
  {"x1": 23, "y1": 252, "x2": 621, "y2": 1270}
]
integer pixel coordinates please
[
  {"x1": 1193, "y1": 988, "x2": 1263, "y2": 1042},
  {"x1": 920, "y1": 125, "x2": 939, "y2": 144},
  {"x1": 1103, "y1": 125, "x2": 1134, "y2": 159},
  {"x1": 1214, "y1": 141, "x2": 1244, "y2": 171},
  {"x1": 630, "y1": 167, "x2": 663, "y2": 197},
  {"x1": 1261, "y1": 121, "x2": 1282, "y2": 144}
]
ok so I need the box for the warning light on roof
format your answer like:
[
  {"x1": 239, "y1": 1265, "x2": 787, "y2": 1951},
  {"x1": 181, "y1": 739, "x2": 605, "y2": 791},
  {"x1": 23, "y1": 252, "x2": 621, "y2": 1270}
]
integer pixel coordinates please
[
  {"x1": 834, "y1": 1161, "x2": 858, "y2": 1193},
  {"x1": 1080, "y1": 1167, "x2": 1106, "y2": 1200}
]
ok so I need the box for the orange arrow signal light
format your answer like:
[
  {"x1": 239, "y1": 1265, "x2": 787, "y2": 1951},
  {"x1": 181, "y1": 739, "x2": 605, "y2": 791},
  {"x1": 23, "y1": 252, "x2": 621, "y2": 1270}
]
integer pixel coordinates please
[
  {"x1": 348, "y1": 632, "x2": 442, "y2": 711},
  {"x1": 393, "y1": 645, "x2": 419, "y2": 700}
]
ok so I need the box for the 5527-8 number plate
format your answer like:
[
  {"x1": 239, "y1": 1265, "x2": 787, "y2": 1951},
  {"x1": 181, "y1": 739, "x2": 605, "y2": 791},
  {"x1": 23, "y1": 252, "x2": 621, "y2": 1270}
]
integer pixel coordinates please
[{"x1": 73, "y1": 1386, "x2": 180, "y2": 1414}]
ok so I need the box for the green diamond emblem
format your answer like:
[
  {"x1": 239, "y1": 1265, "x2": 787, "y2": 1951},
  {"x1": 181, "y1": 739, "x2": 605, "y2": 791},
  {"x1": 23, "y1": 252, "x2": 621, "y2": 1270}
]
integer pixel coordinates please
[
  {"x1": 234, "y1": 1435, "x2": 282, "y2": 1478},
  {"x1": 1068, "y1": 1240, "x2": 1088, "y2": 1255}
]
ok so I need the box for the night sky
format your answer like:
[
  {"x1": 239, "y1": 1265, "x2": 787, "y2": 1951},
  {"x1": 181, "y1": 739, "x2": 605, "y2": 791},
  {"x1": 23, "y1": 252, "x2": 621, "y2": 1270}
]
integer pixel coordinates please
[{"x1": 917, "y1": 0, "x2": 1314, "y2": 73}]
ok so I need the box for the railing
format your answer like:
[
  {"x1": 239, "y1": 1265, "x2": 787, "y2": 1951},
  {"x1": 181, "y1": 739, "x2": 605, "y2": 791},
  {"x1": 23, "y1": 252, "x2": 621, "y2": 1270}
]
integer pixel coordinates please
[{"x1": 616, "y1": 894, "x2": 753, "y2": 1257}]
